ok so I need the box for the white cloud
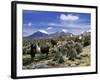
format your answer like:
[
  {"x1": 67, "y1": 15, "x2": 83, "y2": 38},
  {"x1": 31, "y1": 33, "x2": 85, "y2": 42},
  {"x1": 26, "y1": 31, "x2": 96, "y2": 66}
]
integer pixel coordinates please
[
  {"x1": 60, "y1": 14, "x2": 79, "y2": 21},
  {"x1": 48, "y1": 23, "x2": 57, "y2": 26},
  {"x1": 38, "y1": 30, "x2": 48, "y2": 34},
  {"x1": 28, "y1": 22, "x2": 32, "y2": 26},
  {"x1": 46, "y1": 27, "x2": 52, "y2": 30},
  {"x1": 48, "y1": 23, "x2": 62, "y2": 27},
  {"x1": 62, "y1": 29, "x2": 68, "y2": 33}
]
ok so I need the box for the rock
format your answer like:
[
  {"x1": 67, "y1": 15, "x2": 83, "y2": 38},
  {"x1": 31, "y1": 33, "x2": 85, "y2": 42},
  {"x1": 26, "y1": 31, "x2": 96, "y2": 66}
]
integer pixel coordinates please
[
  {"x1": 70, "y1": 63, "x2": 76, "y2": 67},
  {"x1": 31, "y1": 63, "x2": 49, "y2": 69},
  {"x1": 31, "y1": 64, "x2": 36, "y2": 69},
  {"x1": 76, "y1": 55, "x2": 81, "y2": 59},
  {"x1": 22, "y1": 66, "x2": 27, "y2": 69}
]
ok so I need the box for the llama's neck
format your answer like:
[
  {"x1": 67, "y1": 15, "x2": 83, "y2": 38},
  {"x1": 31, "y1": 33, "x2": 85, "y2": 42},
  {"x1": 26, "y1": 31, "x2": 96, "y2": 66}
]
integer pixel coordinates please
[{"x1": 36, "y1": 44, "x2": 40, "y2": 52}]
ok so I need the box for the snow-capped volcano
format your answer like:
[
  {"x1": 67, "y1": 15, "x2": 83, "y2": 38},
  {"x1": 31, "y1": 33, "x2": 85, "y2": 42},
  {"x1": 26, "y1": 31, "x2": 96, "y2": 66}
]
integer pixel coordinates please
[
  {"x1": 24, "y1": 31, "x2": 48, "y2": 39},
  {"x1": 38, "y1": 30, "x2": 48, "y2": 34}
]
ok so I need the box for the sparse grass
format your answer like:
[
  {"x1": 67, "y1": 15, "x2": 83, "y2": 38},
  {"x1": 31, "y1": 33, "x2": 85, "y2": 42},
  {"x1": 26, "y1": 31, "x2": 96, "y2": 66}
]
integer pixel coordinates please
[
  {"x1": 79, "y1": 45, "x2": 91, "y2": 67},
  {"x1": 23, "y1": 45, "x2": 91, "y2": 68},
  {"x1": 80, "y1": 46, "x2": 91, "y2": 57},
  {"x1": 23, "y1": 54, "x2": 31, "y2": 66},
  {"x1": 23, "y1": 54, "x2": 31, "y2": 59}
]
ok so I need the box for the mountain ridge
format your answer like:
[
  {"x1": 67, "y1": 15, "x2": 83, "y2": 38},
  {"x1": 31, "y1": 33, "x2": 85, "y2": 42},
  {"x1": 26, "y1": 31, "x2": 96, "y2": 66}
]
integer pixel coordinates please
[{"x1": 23, "y1": 30, "x2": 90, "y2": 39}]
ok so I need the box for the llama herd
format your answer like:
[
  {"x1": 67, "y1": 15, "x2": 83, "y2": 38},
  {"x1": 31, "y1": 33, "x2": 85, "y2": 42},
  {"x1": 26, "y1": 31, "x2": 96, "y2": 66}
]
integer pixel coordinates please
[{"x1": 23, "y1": 34, "x2": 90, "y2": 66}]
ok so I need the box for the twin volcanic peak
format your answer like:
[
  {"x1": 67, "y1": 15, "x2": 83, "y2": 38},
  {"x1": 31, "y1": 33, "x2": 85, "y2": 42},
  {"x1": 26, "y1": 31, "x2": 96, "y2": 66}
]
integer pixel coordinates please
[{"x1": 23, "y1": 30, "x2": 73, "y2": 39}]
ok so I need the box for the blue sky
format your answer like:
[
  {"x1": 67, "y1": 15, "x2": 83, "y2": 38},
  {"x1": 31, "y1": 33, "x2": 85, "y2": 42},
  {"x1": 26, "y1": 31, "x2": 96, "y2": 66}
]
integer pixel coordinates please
[{"x1": 23, "y1": 10, "x2": 91, "y2": 37}]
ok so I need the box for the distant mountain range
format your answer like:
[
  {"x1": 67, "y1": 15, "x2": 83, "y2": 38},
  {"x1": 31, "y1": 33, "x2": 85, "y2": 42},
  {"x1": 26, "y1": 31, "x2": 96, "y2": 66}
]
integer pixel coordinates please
[
  {"x1": 23, "y1": 30, "x2": 90, "y2": 39},
  {"x1": 48, "y1": 31, "x2": 73, "y2": 38},
  {"x1": 81, "y1": 31, "x2": 91, "y2": 36}
]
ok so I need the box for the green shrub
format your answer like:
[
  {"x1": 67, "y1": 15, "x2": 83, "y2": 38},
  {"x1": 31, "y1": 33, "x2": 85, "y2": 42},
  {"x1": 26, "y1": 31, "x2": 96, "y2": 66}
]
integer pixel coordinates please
[
  {"x1": 75, "y1": 42, "x2": 83, "y2": 54},
  {"x1": 58, "y1": 56, "x2": 64, "y2": 63}
]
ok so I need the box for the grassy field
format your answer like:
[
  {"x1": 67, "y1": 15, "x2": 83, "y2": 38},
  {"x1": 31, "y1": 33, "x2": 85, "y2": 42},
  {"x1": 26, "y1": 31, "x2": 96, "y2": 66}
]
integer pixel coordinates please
[{"x1": 23, "y1": 45, "x2": 91, "y2": 69}]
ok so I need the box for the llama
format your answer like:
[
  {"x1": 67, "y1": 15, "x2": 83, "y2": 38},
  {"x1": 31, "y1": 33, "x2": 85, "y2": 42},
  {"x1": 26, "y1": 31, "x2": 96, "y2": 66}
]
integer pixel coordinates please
[
  {"x1": 50, "y1": 39, "x2": 57, "y2": 47},
  {"x1": 30, "y1": 43, "x2": 37, "y2": 60},
  {"x1": 24, "y1": 42, "x2": 50, "y2": 60},
  {"x1": 40, "y1": 42, "x2": 50, "y2": 57}
]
